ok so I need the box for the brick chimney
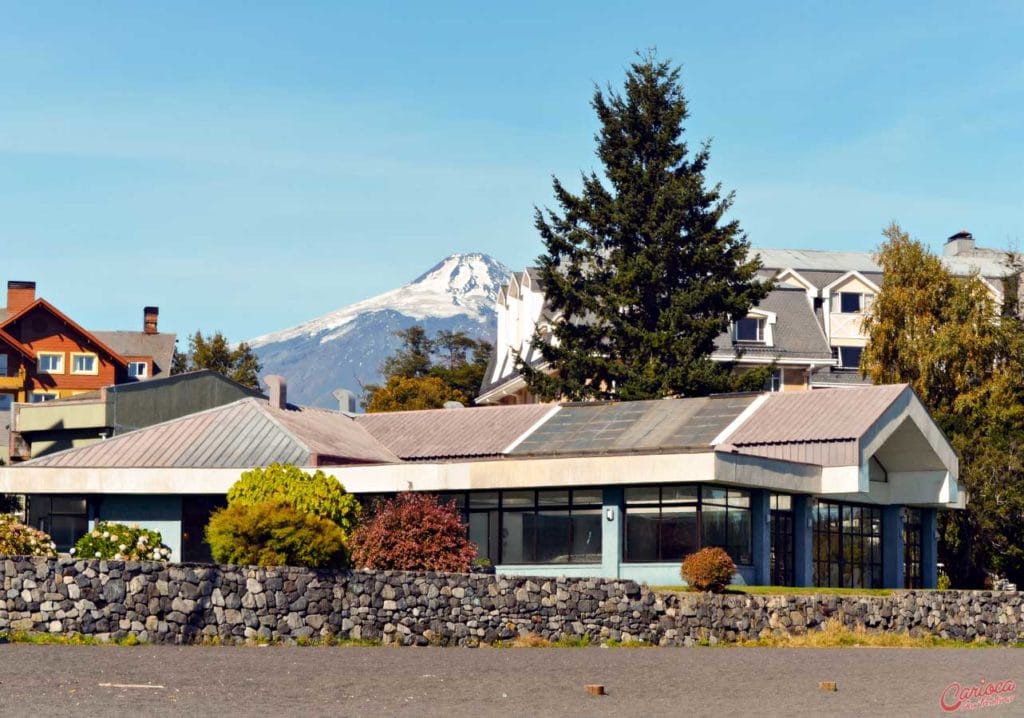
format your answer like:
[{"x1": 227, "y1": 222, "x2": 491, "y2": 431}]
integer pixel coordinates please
[
  {"x1": 6, "y1": 281, "x2": 36, "y2": 313},
  {"x1": 265, "y1": 375, "x2": 287, "y2": 409},
  {"x1": 143, "y1": 306, "x2": 159, "y2": 335}
]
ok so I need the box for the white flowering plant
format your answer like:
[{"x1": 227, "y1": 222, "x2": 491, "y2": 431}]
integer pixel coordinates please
[
  {"x1": 72, "y1": 521, "x2": 171, "y2": 561},
  {"x1": 0, "y1": 514, "x2": 58, "y2": 558}
]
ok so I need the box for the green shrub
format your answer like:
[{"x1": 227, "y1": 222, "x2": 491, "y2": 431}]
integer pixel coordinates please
[
  {"x1": 205, "y1": 501, "x2": 349, "y2": 568},
  {"x1": 0, "y1": 514, "x2": 56, "y2": 557},
  {"x1": 350, "y1": 492, "x2": 477, "y2": 572},
  {"x1": 680, "y1": 547, "x2": 736, "y2": 592},
  {"x1": 227, "y1": 463, "x2": 360, "y2": 535},
  {"x1": 937, "y1": 572, "x2": 952, "y2": 591},
  {"x1": 73, "y1": 521, "x2": 171, "y2": 561}
]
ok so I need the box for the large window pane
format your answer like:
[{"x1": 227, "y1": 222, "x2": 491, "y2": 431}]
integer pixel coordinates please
[
  {"x1": 660, "y1": 507, "x2": 698, "y2": 562},
  {"x1": 470, "y1": 492, "x2": 499, "y2": 509},
  {"x1": 570, "y1": 510, "x2": 601, "y2": 562},
  {"x1": 625, "y1": 507, "x2": 659, "y2": 561},
  {"x1": 503, "y1": 491, "x2": 535, "y2": 508},
  {"x1": 501, "y1": 511, "x2": 528, "y2": 563},
  {"x1": 701, "y1": 503, "x2": 727, "y2": 549},
  {"x1": 533, "y1": 511, "x2": 571, "y2": 563},
  {"x1": 727, "y1": 508, "x2": 752, "y2": 564}
]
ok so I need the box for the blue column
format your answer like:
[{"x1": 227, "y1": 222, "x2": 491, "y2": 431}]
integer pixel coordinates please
[
  {"x1": 921, "y1": 508, "x2": 938, "y2": 589},
  {"x1": 882, "y1": 505, "x2": 905, "y2": 589},
  {"x1": 750, "y1": 490, "x2": 771, "y2": 586},
  {"x1": 792, "y1": 495, "x2": 814, "y2": 587},
  {"x1": 601, "y1": 487, "x2": 624, "y2": 579}
]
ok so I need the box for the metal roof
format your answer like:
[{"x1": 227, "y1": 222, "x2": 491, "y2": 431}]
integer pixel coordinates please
[
  {"x1": 757, "y1": 247, "x2": 1011, "y2": 280},
  {"x1": 23, "y1": 398, "x2": 399, "y2": 469},
  {"x1": 355, "y1": 403, "x2": 554, "y2": 460},
  {"x1": 724, "y1": 384, "x2": 907, "y2": 444},
  {"x1": 510, "y1": 394, "x2": 757, "y2": 457}
]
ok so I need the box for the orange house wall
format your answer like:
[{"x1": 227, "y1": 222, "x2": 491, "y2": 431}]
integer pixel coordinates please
[{"x1": 7, "y1": 307, "x2": 123, "y2": 394}]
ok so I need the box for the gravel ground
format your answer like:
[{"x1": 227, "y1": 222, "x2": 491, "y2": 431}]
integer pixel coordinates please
[{"x1": 0, "y1": 644, "x2": 1022, "y2": 717}]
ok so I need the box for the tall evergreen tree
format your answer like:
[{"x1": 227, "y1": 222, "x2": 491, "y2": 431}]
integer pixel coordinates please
[
  {"x1": 172, "y1": 330, "x2": 262, "y2": 389},
  {"x1": 519, "y1": 54, "x2": 769, "y2": 401}
]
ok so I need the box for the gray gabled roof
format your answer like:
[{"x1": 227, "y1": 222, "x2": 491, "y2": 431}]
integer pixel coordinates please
[
  {"x1": 91, "y1": 331, "x2": 177, "y2": 378},
  {"x1": 23, "y1": 397, "x2": 399, "y2": 469},
  {"x1": 713, "y1": 287, "x2": 834, "y2": 362}
]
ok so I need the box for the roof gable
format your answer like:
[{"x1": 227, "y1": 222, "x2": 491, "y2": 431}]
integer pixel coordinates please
[{"x1": 1, "y1": 299, "x2": 128, "y2": 368}]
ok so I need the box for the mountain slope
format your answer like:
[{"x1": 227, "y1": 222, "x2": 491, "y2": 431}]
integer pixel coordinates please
[{"x1": 249, "y1": 253, "x2": 512, "y2": 408}]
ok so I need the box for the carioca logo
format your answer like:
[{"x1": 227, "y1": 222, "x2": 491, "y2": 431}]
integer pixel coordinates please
[{"x1": 940, "y1": 679, "x2": 1016, "y2": 712}]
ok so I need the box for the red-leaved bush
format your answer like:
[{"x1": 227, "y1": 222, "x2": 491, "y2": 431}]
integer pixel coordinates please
[
  {"x1": 350, "y1": 493, "x2": 477, "y2": 572},
  {"x1": 680, "y1": 547, "x2": 736, "y2": 592}
]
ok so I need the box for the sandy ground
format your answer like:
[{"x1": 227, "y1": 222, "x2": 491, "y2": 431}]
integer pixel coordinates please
[{"x1": 0, "y1": 644, "x2": 1022, "y2": 717}]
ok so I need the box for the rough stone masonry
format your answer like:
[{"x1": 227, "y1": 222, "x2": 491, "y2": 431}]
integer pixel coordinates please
[{"x1": 1, "y1": 557, "x2": 1022, "y2": 645}]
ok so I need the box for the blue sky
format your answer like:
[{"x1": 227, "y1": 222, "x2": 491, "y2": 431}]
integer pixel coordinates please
[{"x1": 2, "y1": 1, "x2": 1023, "y2": 342}]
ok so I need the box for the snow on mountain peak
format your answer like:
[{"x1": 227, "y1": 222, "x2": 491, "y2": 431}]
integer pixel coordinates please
[{"x1": 248, "y1": 253, "x2": 512, "y2": 347}]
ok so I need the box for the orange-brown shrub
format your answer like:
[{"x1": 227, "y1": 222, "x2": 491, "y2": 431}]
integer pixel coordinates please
[{"x1": 680, "y1": 547, "x2": 736, "y2": 592}]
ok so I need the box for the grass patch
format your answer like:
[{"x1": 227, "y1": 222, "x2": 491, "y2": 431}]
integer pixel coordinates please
[
  {"x1": 602, "y1": 639, "x2": 652, "y2": 648},
  {"x1": 735, "y1": 618, "x2": 1004, "y2": 648},
  {"x1": 651, "y1": 585, "x2": 896, "y2": 597},
  {"x1": 0, "y1": 631, "x2": 145, "y2": 646}
]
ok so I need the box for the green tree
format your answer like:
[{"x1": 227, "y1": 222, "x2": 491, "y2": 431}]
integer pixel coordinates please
[
  {"x1": 366, "y1": 375, "x2": 467, "y2": 413},
  {"x1": 363, "y1": 326, "x2": 492, "y2": 410},
  {"x1": 227, "y1": 463, "x2": 360, "y2": 536},
  {"x1": 519, "y1": 54, "x2": 770, "y2": 401},
  {"x1": 172, "y1": 330, "x2": 262, "y2": 389},
  {"x1": 862, "y1": 222, "x2": 1024, "y2": 586},
  {"x1": 380, "y1": 326, "x2": 434, "y2": 379}
]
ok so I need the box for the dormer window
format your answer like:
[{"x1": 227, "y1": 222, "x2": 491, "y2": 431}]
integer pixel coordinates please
[
  {"x1": 839, "y1": 292, "x2": 874, "y2": 314},
  {"x1": 734, "y1": 317, "x2": 765, "y2": 343}
]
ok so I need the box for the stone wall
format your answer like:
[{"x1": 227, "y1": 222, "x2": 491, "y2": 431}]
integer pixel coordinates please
[{"x1": 1, "y1": 557, "x2": 1022, "y2": 645}]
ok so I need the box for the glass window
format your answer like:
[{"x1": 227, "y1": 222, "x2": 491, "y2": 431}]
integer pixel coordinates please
[
  {"x1": 128, "y1": 361, "x2": 148, "y2": 378},
  {"x1": 27, "y1": 495, "x2": 88, "y2": 552},
  {"x1": 496, "y1": 488, "x2": 604, "y2": 565},
  {"x1": 840, "y1": 292, "x2": 862, "y2": 313},
  {"x1": 71, "y1": 353, "x2": 97, "y2": 374},
  {"x1": 765, "y1": 368, "x2": 783, "y2": 392},
  {"x1": 0, "y1": 353, "x2": 7, "y2": 375},
  {"x1": 29, "y1": 391, "x2": 58, "y2": 403},
  {"x1": 37, "y1": 352, "x2": 64, "y2": 374},
  {"x1": 0, "y1": 394, "x2": 12, "y2": 411},
  {"x1": 624, "y1": 485, "x2": 751, "y2": 564},
  {"x1": 903, "y1": 508, "x2": 923, "y2": 589},
  {"x1": 837, "y1": 346, "x2": 863, "y2": 369},
  {"x1": 735, "y1": 318, "x2": 764, "y2": 342},
  {"x1": 813, "y1": 499, "x2": 883, "y2": 589}
]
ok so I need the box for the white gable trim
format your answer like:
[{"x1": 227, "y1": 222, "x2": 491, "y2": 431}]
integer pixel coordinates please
[{"x1": 822, "y1": 269, "x2": 881, "y2": 294}]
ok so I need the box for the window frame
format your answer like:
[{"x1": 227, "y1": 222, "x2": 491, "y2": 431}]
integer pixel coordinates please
[
  {"x1": 36, "y1": 351, "x2": 65, "y2": 375},
  {"x1": 812, "y1": 499, "x2": 883, "y2": 589},
  {"x1": 623, "y1": 484, "x2": 752, "y2": 565},
  {"x1": 0, "y1": 352, "x2": 7, "y2": 376},
  {"x1": 734, "y1": 317, "x2": 765, "y2": 343},
  {"x1": 128, "y1": 361, "x2": 149, "y2": 378},
  {"x1": 70, "y1": 352, "x2": 99, "y2": 376},
  {"x1": 836, "y1": 345, "x2": 864, "y2": 369},
  {"x1": 29, "y1": 391, "x2": 59, "y2": 403},
  {"x1": 838, "y1": 291, "x2": 874, "y2": 314}
]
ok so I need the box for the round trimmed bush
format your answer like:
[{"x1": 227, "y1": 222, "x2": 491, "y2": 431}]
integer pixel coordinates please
[
  {"x1": 205, "y1": 500, "x2": 349, "y2": 568},
  {"x1": 680, "y1": 547, "x2": 736, "y2": 592},
  {"x1": 73, "y1": 521, "x2": 171, "y2": 561},
  {"x1": 0, "y1": 514, "x2": 57, "y2": 557}
]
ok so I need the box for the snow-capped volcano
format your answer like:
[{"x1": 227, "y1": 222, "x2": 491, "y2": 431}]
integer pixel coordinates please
[{"x1": 249, "y1": 253, "x2": 512, "y2": 408}]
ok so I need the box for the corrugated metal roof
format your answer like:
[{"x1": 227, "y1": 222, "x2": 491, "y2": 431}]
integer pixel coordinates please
[
  {"x1": 24, "y1": 398, "x2": 399, "y2": 468},
  {"x1": 723, "y1": 384, "x2": 908, "y2": 445},
  {"x1": 757, "y1": 248, "x2": 1010, "y2": 279},
  {"x1": 356, "y1": 403, "x2": 554, "y2": 460},
  {"x1": 510, "y1": 394, "x2": 757, "y2": 457}
]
